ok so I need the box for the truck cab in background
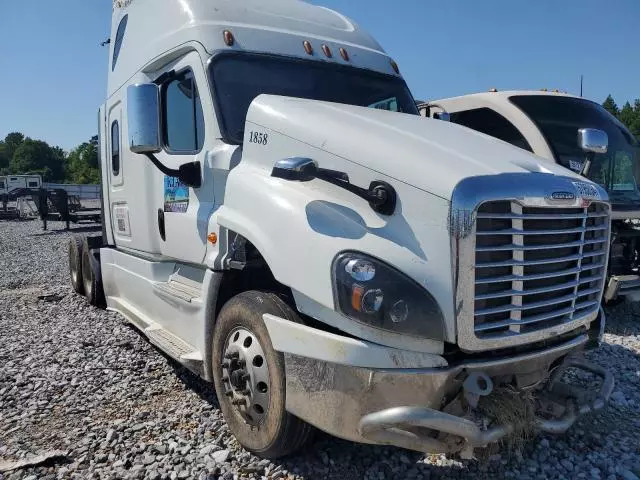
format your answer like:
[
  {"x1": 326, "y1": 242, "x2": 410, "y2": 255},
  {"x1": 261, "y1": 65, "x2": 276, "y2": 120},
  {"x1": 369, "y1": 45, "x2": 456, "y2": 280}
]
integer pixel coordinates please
[
  {"x1": 421, "y1": 90, "x2": 640, "y2": 303},
  {"x1": 69, "y1": 0, "x2": 614, "y2": 458}
]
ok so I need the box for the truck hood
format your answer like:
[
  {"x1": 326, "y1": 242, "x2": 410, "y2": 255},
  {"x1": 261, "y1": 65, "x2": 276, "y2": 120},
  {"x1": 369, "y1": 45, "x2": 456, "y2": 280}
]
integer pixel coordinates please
[{"x1": 247, "y1": 95, "x2": 585, "y2": 200}]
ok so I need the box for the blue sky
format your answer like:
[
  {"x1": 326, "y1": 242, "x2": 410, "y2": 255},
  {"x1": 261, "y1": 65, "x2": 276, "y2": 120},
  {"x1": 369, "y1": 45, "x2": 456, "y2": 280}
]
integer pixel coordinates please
[{"x1": 0, "y1": 0, "x2": 638, "y2": 150}]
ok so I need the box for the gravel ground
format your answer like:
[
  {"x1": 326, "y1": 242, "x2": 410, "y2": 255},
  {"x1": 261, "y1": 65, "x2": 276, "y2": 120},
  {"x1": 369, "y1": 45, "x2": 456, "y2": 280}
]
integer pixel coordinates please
[{"x1": 1, "y1": 219, "x2": 639, "y2": 480}]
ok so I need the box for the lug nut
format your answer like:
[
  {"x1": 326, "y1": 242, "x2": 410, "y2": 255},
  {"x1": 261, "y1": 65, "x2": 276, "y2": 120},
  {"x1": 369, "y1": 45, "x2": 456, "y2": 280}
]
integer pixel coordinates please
[
  {"x1": 225, "y1": 352, "x2": 239, "y2": 360},
  {"x1": 232, "y1": 398, "x2": 247, "y2": 406}
]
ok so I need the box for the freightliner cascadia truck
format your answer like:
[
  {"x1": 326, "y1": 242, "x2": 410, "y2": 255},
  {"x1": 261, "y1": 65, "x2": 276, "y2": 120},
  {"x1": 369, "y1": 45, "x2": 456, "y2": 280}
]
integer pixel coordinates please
[
  {"x1": 420, "y1": 90, "x2": 640, "y2": 304},
  {"x1": 69, "y1": 0, "x2": 614, "y2": 458}
]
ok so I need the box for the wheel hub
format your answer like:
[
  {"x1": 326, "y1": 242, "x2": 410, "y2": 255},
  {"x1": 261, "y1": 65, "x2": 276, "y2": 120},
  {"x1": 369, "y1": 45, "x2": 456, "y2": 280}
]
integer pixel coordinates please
[{"x1": 221, "y1": 327, "x2": 270, "y2": 426}]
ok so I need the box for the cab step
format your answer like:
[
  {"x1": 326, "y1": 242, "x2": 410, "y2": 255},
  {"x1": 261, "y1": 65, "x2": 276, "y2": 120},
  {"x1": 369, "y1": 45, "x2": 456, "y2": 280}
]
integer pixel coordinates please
[{"x1": 145, "y1": 326, "x2": 204, "y2": 376}]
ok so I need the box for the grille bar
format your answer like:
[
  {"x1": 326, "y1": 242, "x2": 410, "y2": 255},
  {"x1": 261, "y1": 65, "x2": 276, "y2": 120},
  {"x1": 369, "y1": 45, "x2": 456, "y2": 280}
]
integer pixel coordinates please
[
  {"x1": 477, "y1": 253, "x2": 585, "y2": 268},
  {"x1": 475, "y1": 299, "x2": 601, "y2": 333},
  {"x1": 473, "y1": 201, "x2": 608, "y2": 339},
  {"x1": 477, "y1": 212, "x2": 608, "y2": 220},
  {"x1": 475, "y1": 237, "x2": 607, "y2": 252},
  {"x1": 475, "y1": 260, "x2": 605, "y2": 284},
  {"x1": 475, "y1": 274, "x2": 602, "y2": 300},
  {"x1": 476, "y1": 225, "x2": 608, "y2": 236},
  {"x1": 475, "y1": 287, "x2": 601, "y2": 316}
]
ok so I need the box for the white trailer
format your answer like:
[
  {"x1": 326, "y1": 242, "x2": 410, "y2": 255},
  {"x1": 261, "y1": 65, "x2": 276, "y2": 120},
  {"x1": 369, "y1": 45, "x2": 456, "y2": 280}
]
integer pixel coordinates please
[
  {"x1": 69, "y1": 0, "x2": 614, "y2": 458},
  {"x1": 421, "y1": 90, "x2": 640, "y2": 302},
  {"x1": 0, "y1": 174, "x2": 42, "y2": 197}
]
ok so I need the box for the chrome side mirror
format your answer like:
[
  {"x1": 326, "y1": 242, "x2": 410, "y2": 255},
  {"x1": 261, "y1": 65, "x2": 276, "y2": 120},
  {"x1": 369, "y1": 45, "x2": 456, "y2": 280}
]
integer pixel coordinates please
[
  {"x1": 127, "y1": 83, "x2": 162, "y2": 154},
  {"x1": 578, "y1": 128, "x2": 608, "y2": 154}
]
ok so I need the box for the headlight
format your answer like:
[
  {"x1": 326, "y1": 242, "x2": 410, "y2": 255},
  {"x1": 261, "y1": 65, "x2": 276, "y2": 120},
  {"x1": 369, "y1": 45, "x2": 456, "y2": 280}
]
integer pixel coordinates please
[{"x1": 332, "y1": 252, "x2": 445, "y2": 340}]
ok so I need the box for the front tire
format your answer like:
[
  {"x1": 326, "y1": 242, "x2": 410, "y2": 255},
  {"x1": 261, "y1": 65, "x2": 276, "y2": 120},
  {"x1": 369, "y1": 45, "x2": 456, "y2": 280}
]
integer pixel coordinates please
[
  {"x1": 212, "y1": 291, "x2": 313, "y2": 459},
  {"x1": 81, "y1": 238, "x2": 106, "y2": 308},
  {"x1": 68, "y1": 235, "x2": 84, "y2": 295}
]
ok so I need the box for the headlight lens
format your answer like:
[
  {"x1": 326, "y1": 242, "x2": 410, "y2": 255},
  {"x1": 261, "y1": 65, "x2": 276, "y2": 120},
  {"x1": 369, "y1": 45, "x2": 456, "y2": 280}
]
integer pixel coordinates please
[{"x1": 333, "y1": 252, "x2": 445, "y2": 340}]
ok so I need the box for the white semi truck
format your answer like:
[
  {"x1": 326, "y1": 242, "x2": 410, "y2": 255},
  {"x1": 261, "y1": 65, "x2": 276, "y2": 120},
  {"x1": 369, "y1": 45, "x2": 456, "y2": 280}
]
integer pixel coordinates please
[
  {"x1": 420, "y1": 90, "x2": 640, "y2": 303},
  {"x1": 69, "y1": 0, "x2": 614, "y2": 458}
]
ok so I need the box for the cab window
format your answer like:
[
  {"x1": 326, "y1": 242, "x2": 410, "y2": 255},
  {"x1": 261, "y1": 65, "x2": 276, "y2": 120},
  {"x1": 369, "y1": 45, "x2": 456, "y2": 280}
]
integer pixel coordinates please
[
  {"x1": 162, "y1": 70, "x2": 205, "y2": 153},
  {"x1": 112, "y1": 14, "x2": 128, "y2": 71},
  {"x1": 450, "y1": 107, "x2": 533, "y2": 152}
]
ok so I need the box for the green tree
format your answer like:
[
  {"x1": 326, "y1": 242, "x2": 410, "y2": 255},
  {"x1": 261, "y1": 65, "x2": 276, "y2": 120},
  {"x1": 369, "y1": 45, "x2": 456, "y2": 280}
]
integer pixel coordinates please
[
  {"x1": 0, "y1": 141, "x2": 8, "y2": 170},
  {"x1": 631, "y1": 100, "x2": 640, "y2": 140},
  {"x1": 65, "y1": 138, "x2": 100, "y2": 184},
  {"x1": 602, "y1": 95, "x2": 640, "y2": 142},
  {"x1": 619, "y1": 102, "x2": 635, "y2": 130},
  {"x1": 3, "y1": 132, "x2": 25, "y2": 163},
  {"x1": 10, "y1": 138, "x2": 65, "y2": 182},
  {"x1": 602, "y1": 94, "x2": 619, "y2": 117}
]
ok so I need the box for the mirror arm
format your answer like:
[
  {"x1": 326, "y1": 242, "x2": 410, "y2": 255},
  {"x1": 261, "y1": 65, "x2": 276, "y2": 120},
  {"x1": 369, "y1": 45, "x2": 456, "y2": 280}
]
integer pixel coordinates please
[
  {"x1": 145, "y1": 153, "x2": 178, "y2": 177},
  {"x1": 581, "y1": 152, "x2": 595, "y2": 177},
  {"x1": 315, "y1": 169, "x2": 396, "y2": 215},
  {"x1": 144, "y1": 153, "x2": 202, "y2": 188}
]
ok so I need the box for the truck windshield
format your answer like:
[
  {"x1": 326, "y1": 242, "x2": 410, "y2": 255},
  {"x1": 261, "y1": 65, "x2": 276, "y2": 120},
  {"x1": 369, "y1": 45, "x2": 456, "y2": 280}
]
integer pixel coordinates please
[
  {"x1": 209, "y1": 53, "x2": 418, "y2": 144},
  {"x1": 511, "y1": 95, "x2": 640, "y2": 208}
]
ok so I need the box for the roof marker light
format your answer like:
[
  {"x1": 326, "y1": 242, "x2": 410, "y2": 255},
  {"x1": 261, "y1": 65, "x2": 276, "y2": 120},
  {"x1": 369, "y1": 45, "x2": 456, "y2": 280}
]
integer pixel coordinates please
[
  {"x1": 322, "y1": 44, "x2": 332, "y2": 58},
  {"x1": 303, "y1": 40, "x2": 313, "y2": 55},
  {"x1": 340, "y1": 48, "x2": 349, "y2": 61},
  {"x1": 223, "y1": 30, "x2": 234, "y2": 46},
  {"x1": 390, "y1": 59, "x2": 400, "y2": 74}
]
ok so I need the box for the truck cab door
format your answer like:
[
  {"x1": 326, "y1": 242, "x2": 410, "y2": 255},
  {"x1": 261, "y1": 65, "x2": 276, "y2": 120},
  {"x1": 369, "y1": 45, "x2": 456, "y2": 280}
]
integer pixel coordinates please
[{"x1": 152, "y1": 52, "x2": 216, "y2": 264}]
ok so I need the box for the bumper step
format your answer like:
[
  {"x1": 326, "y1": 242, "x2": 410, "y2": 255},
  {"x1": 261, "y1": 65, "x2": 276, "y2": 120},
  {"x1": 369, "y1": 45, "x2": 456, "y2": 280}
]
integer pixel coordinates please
[
  {"x1": 145, "y1": 326, "x2": 203, "y2": 376},
  {"x1": 604, "y1": 274, "x2": 640, "y2": 302}
]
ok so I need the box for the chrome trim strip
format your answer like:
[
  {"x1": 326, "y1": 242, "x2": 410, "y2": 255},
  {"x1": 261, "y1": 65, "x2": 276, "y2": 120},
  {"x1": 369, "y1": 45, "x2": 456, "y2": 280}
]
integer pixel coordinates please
[{"x1": 449, "y1": 173, "x2": 611, "y2": 351}]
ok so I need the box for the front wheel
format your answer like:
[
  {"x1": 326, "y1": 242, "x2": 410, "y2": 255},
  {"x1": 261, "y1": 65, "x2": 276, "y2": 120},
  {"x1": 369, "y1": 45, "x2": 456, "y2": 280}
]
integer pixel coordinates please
[
  {"x1": 212, "y1": 291, "x2": 313, "y2": 459},
  {"x1": 68, "y1": 236, "x2": 84, "y2": 294}
]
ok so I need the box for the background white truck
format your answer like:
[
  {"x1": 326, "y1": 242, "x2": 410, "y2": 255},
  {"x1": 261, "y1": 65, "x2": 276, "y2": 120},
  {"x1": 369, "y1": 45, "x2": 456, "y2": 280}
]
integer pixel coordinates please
[
  {"x1": 420, "y1": 90, "x2": 640, "y2": 303},
  {"x1": 68, "y1": 0, "x2": 613, "y2": 458}
]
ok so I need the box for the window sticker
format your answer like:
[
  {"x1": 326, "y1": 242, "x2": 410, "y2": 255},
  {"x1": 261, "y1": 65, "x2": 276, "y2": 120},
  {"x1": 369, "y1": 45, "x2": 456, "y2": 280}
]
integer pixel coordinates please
[{"x1": 164, "y1": 176, "x2": 189, "y2": 213}]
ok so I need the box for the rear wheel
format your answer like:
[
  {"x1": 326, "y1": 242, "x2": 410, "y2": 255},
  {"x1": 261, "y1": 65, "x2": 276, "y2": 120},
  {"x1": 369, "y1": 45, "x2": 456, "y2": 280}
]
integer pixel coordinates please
[
  {"x1": 81, "y1": 237, "x2": 106, "y2": 308},
  {"x1": 212, "y1": 291, "x2": 313, "y2": 459},
  {"x1": 68, "y1": 235, "x2": 84, "y2": 294}
]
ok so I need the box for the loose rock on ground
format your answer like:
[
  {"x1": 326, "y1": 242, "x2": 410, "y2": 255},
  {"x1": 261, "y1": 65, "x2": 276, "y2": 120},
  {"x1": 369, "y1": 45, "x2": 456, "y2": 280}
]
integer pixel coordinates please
[{"x1": 1, "y1": 219, "x2": 639, "y2": 479}]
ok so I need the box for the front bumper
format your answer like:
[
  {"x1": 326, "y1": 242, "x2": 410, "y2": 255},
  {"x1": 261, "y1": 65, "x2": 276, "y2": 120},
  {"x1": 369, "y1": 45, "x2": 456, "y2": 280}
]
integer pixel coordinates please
[
  {"x1": 275, "y1": 321, "x2": 613, "y2": 453},
  {"x1": 358, "y1": 358, "x2": 613, "y2": 453}
]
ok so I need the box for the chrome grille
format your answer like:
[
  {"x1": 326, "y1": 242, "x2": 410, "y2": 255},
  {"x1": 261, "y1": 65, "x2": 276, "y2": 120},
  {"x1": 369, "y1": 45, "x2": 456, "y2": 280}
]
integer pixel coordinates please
[{"x1": 474, "y1": 201, "x2": 609, "y2": 338}]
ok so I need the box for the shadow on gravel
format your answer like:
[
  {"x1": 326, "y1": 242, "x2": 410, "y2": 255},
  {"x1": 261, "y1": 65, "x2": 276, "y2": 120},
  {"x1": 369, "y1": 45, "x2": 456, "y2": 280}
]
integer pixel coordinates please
[
  {"x1": 120, "y1": 322, "x2": 221, "y2": 409},
  {"x1": 604, "y1": 301, "x2": 640, "y2": 336},
  {"x1": 29, "y1": 225, "x2": 102, "y2": 236}
]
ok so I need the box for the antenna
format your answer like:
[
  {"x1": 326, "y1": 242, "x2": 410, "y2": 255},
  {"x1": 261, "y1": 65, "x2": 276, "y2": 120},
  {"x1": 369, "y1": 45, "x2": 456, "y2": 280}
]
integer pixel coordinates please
[{"x1": 580, "y1": 74, "x2": 583, "y2": 97}]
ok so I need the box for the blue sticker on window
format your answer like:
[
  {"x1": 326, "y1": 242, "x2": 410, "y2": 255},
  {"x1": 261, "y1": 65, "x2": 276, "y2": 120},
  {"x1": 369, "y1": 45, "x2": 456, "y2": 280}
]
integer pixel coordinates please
[{"x1": 164, "y1": 176, "x2": 189, "y2": 213}]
